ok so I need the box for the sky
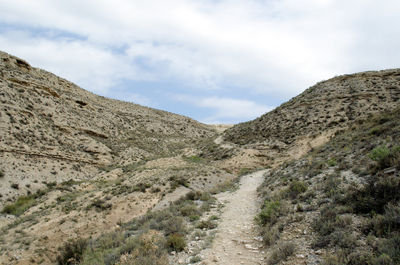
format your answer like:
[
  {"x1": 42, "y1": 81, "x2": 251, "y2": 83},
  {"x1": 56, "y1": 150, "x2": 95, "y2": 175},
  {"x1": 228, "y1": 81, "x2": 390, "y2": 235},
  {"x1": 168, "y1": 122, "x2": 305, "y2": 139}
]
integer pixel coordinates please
[{"x1": 0, "y1": 0, "x2": 399, "y2": 124}]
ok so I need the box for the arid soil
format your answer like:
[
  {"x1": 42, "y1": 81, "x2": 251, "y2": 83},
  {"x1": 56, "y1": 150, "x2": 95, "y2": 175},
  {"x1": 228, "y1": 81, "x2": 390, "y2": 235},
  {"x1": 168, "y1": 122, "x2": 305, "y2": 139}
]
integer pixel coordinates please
[{"x1": 201, "y1": 170, "x2": 268, "y2": 265}]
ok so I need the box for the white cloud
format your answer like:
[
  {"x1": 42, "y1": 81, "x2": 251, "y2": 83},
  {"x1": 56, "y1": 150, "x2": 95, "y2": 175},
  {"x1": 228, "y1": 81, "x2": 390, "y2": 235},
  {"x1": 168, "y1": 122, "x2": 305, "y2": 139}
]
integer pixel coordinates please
[
  {"x1": 107, "y1": 91, "x2": 154, "y2": 108},
  {"x1": 174, "y1": 94, "x2": 272, "y2": 124},
  {"x1": 0, "y1": 30, "x2": 146, "y2": 94},
  {"x1": 199, "y1": 97, "x2": 272, "y2": 124},
  {"x1": 0, "y1": 0, "x2": 399, "y2": 122}
]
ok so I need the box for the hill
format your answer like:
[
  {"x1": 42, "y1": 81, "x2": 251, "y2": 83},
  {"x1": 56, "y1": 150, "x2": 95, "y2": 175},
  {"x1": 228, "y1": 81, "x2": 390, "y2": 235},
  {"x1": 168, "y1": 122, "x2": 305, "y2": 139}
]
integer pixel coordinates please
[
  {"x1": 220, "y1": 70, "x2": 400, "y2": 169},
  {"x1": 0, "y1": 51, "x2": 235, "y2": 265},
  {"x1": 1, "y1": 50, "x2": 399, "y2": 265},
  {"x1": 0, "y1": 51, "x2": 219, "y2": 204},
  {"x1": 256, "y1": 106, "x2": 400, "y2": 264}
]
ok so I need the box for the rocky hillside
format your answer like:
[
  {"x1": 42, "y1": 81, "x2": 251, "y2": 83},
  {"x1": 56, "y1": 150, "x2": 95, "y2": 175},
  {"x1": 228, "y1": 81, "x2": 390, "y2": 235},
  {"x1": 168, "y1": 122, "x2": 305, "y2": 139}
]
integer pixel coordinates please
[
  {"x1": 0, "y1": 52, "x2": 238, "y2": 265},
  {"x1": 1, "y1": 50, "x2": 399, "y2": 265},
  {"x1": 256, "y1": 106, "x2": 400, "y2": 264},
  {"x1": 222, "y1": 70, "x2": 400, "y2": 167},
  {"x1": 0, "y1": 51, "x2": 216, "y2": 204}
]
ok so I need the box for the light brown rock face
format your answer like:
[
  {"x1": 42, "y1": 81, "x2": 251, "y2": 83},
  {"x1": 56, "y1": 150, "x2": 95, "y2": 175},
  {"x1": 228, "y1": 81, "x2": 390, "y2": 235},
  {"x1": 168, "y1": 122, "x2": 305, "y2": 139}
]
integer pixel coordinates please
[{"x1": 0, "y1": 51, "x2": 215, "y2": 204}]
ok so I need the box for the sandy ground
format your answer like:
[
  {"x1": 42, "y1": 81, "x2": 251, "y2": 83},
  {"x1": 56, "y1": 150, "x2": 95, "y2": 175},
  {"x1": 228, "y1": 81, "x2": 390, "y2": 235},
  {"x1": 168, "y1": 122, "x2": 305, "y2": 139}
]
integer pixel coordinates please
[{"x1": 201, "y1": 170, "x2": 268, "y2": 265}]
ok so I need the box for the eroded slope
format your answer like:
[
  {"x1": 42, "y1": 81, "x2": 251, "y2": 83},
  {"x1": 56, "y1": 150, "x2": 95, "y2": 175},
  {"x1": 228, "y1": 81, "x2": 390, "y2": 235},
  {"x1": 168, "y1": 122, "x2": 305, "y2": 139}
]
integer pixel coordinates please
[
  {"x1": 256, "y1": 107, "x2": 400, "y2": 264},
  {"x1": 0, "y1": 51, "x2": 215, "y2": 204},
  {"x1": 221, "y1": 70, "x2": 400, "y2": 169}
]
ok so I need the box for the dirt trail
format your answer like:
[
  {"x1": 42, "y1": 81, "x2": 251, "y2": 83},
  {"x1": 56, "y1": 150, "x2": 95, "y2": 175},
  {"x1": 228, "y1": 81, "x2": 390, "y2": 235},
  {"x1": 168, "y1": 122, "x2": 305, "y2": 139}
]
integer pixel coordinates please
[{"x1": 202, "y1": 170, "x2": 268, "y2": 264}]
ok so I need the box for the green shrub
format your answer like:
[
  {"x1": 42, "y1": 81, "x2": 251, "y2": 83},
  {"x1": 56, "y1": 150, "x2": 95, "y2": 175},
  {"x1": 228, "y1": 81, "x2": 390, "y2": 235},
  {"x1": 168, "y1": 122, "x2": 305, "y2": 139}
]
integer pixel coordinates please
[
  {"x1": 136, "y1": 182, "x2": 151, "y2": 192},
  {"x1": 239, "y1": 167, "x2": 253, "y2": 176},
  {"x1": 335, "y1": 215, "x2": 353, "y2": 228},
  {"x1": 322, "y1": 254, "x2": 341, "y2": 265},
  {"x1": 372, "y1": 254, "x2": 393, "y2": 265},
  {"x1": 367, "y1": 204, "x2": 400, "y2": 236},
  {"x1": 189, "y1": 256, "x2": 202, "y2": 263},
  {"x1": 331, "y1": 231, "x2": 357, "y2": 249},
  {"x1": 199, "y1": 192, "x2": 212, "y2": 202},
  {"x1": 345, "y1": 174, "x2": 400, "y2": 214},
  {"x1": 169, "y1": 176, "x2": 189, "y2": 189},
  {"x1": 286, "y1": 181, "x2": 307, "y2": 199},
  {"x1": 200, "y1": 201, "x2": 212, "y2": 212},
  {"x1": 189, "y1": 215, "x2": 200, "y2": 222},
  {"x1": 377, "y1": 233, "x2": 400, "y2": 264},
  {"x1": 94, "y1": 231, "x2": 125, "y2": 250},
  {"x1": 88, "y1": 199, "x2": 112, "y2": 212},
  {"x1": 268, "y1": 241, "x2": 296, "y2": 265},
  {"x1": 257, "y1": 200, "x2": 282, "y2": 226},
  {"x1": 369, "y1": 146, "x2": 390, "y2": 162},
  {"x1": 347, "y1": 251, "x2": 375, "y2": 265},
  {"x1": 312, "y1": 207, "x2": 352, "y2": 249},
  {"x1": 261, "y1": 226, "x2": 280, "y2": 246},
  {"x1": 323, "y1": 174, "x2": 341, "y2": 198},
  {"x1": 183, "y1": 155, "x2": 203, "y2": 163},
  {"x1": 368, "y1": 146, "x2": 400, "y2": 170},
  {"x1": 57, "y1": 238, "x2": 88, "y2": 265},
  {"x1": 197, "y1": 220, "x2": 217, "y2": 230},
  {"x1": 179, "y1": 203, "x2": 200, "y2": 217},
  {"x1": 0, "y1": 170, "x2": 4, "y2": 177},
  {"x1": 185, "y1": 191, "x2": 199, "y2": 201},
  {"x1": 166, "y1": 233, "x2": 186, "y2": 252},
  {"x1": 2, "y1": 195, "x2": 35, "y2": 216},
  {"x1": 327, "y1": 158, "x2": 337, "y2": 167},
  {"x1": 149, "y1": 214, "x2": 186, "y2": 236},
  {"x1": 185, "y1": 191, "x2": 212, "y2": 202},
  {"x1": 46, "y1": 181, "x2": 57, "y2": 188},
  {"x1": 117, "y1": 232, "x2": 168, "y2": 265}
]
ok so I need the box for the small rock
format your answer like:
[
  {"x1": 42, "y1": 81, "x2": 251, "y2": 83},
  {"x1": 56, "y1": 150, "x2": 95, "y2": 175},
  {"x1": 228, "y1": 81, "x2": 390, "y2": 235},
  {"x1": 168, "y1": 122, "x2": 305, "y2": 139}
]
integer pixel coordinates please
[{"x1": 254, "y1": 236, "x2": 263, "y2": 241}]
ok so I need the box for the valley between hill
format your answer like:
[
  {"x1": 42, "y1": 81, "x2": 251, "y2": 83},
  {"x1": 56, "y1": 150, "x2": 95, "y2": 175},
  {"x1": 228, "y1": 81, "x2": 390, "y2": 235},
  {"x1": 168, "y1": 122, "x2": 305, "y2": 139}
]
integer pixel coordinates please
[{"x1": 0, "y1": 51, "x2": 399, "y2": 265}]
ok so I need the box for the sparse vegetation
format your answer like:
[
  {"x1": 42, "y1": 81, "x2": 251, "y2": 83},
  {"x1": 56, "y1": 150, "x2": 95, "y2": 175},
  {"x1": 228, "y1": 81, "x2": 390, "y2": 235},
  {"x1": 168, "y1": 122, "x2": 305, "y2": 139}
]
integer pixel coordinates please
[
  {"x1": 166, "y1": 233, "x2": 186, "y2": 251},
  {"x1": 2, "y1": 50, "x2": 400, "y2": 265},
  {"x1": 268, "y1": 241, "x2": 296, "y2": 265},
  {"x1": 2, "y1": 195, "x2": 36, "y2": 216},
  {"x1": 56, "y1": 192, "x2": 215, "y2": 264},
  {"x1": 255, "y1": 107, "x2": 400, "y2": 264},
  {"x1": 169, "y1": 175, "x2": 189, "y2": 190},
  {"x1": 57, "y1": 238, "x2": 88, "y2": 265},
  {"x1": 368, "y1": 145, "x2": 400, "y2": 171},
  {"x1": 197, "y1": 220, "x2": 217, "y2": 230},
  {"x1": 183, "y1": 155, "x2": 204, "y2": 163},
  {"x1": 327, "y1": 158, "x2": 337, "y2": 167},
  {"x1": 257, "y1": 200, "x2": 282, "y2": 226},
  {"x1": 261, "y1": 226, "x2": 280, "y2": 246},
  {"x1": 285, "y1": 180, "x2": 307, "y2": 199},
  {"x1": 88, "y1": 198, "x2": 112, "y2": 212}
]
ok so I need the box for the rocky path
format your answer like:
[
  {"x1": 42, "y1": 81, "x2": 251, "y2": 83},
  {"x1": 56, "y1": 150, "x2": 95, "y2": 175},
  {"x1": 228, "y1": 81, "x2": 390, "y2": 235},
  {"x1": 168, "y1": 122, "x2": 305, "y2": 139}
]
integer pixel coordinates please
[{"x1": 201, "y1": 170, "x2": 268, "y2": 265}]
